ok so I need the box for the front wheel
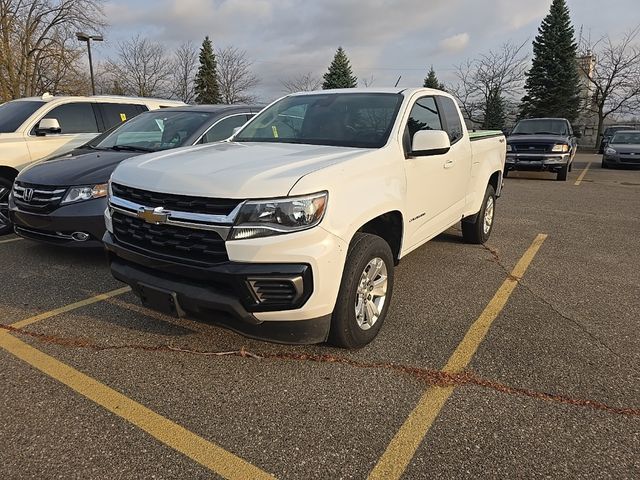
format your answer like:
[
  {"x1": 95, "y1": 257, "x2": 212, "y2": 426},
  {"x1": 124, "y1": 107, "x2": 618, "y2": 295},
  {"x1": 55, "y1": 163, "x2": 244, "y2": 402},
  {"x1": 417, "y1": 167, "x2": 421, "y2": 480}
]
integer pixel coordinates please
[
  {"x1": 557, "y1": 164, "x2": 569, "y2": 181},
  {"x1": 0, "y1": 177, "x2": 13, "y2": 236},
  {"x1": 462, "y1": 184, "x2": 496, "y2": 244},
  {"x1": 329, "y1": 233, "x2": 394, "y2": 349}
]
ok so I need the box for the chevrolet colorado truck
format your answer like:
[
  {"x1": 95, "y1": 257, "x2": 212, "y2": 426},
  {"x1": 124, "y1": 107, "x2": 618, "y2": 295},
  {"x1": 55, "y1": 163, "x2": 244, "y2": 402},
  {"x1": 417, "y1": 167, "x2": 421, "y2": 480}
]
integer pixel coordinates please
[
  {"x1": 505, "y1": 117, "x2": 577, "y2": 181},
  {"x1": 104, "y1": 88, "x2": 506, "y2": 348}
]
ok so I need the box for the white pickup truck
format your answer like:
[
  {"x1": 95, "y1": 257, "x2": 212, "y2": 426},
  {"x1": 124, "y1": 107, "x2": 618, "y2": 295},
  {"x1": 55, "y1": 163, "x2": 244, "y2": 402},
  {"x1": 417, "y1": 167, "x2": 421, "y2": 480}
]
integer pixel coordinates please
[{"x1": 104, "y1": 88, "x2": 505, "y2": 348}]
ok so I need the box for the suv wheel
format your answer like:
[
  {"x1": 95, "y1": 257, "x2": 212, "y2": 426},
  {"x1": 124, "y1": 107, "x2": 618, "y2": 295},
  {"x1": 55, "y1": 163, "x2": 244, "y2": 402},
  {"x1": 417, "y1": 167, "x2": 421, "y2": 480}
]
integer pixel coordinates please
[
  {"x1": 329, "y1": 233, "x2": 394, "y2": 348},
  {"x1": 0, "y1": 177, "x2": 13, "y2": 236}
]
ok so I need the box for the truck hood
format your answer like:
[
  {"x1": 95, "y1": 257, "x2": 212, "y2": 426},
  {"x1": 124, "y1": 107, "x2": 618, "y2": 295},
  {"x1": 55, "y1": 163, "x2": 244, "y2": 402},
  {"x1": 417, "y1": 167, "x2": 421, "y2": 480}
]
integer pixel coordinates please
[
  {"x1": 111, "y1": 141, "x2": 370, "y2": 198},
  {"x1": 507, "y1": 134, "x2": 569, "y2": 143},
  {"x1": 17, "y1": 149, "x2": 142, "y2": 186}
]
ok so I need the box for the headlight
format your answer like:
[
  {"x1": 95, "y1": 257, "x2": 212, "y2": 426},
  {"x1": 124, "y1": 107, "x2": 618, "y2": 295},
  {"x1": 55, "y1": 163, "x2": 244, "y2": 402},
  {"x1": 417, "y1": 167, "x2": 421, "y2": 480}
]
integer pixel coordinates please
[
  {"x1": 61, "y1": 183, "x2": 108, "y2": 204},
  {"x1": 506, "y1": 144, "x2": 512, "y2": 152},
  {"x1": 551, "y1": 144, "x2": 570, "y2": 153},
  {"x1": 605, "y1": 147, "x2": 617, "y2": 155},
  {"x1": 230, "y1": 192, "x2": 328, "y2": 240}
]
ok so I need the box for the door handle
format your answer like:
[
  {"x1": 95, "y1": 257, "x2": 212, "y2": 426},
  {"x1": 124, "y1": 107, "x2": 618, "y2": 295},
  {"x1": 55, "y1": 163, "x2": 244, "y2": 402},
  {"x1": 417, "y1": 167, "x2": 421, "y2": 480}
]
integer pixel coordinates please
[{"x1": 443, "y1": 159, "x2": 455, "y2": 169}]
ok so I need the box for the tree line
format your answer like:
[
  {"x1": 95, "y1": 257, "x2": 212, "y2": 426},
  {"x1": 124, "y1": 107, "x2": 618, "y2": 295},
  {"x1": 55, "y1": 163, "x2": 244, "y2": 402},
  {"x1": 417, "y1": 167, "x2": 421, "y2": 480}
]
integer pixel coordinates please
[{"x1": 1, "y1": 0, "x2": 638, "y2": 144}]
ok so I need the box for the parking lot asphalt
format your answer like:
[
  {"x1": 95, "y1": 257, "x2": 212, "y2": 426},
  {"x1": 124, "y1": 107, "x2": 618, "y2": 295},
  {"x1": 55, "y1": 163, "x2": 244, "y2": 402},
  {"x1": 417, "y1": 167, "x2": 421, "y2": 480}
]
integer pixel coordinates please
[{"x1": 1, "y1": 153, "x2": 638, "y2": 479}]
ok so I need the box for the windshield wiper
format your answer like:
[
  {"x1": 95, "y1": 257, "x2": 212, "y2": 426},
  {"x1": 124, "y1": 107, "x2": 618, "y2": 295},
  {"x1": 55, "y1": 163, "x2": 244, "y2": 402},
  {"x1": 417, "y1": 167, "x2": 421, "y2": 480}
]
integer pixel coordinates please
[
  {"x1": 535, "y1": 131, "x2": 564, "y2": 135},
  {"x1": 110, "y1": 145, "x2": 154, "y2": 152}
]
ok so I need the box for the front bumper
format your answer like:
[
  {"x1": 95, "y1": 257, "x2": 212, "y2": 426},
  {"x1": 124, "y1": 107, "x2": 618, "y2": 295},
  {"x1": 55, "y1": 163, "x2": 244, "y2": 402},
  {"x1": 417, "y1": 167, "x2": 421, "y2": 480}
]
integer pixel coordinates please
[
  {"x1": 104, "y1": 224, "x2": 348, "y2": 344},
  {"x1": 9, "y1": 195, "x2": 107, "y2": 247},
  {"x1": 602, "y1": 154, "x2": 640, "y2": 167},
  {"x1": 505, "y1": 153, "x2": 571, "y2": 171}
]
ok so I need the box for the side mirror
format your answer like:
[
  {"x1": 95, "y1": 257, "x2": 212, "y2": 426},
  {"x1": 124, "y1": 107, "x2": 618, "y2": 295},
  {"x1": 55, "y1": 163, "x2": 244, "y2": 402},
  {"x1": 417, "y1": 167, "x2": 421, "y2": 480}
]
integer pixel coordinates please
[
  {"x1": 574, "y1": 131, "x2": 582, "y2": 138},
  {"x1": 35, "y1": 118, "x2": 61, "y2": 136},
  {"x1": 410, "y1": 130, "x2": 451, "y2": 157}
]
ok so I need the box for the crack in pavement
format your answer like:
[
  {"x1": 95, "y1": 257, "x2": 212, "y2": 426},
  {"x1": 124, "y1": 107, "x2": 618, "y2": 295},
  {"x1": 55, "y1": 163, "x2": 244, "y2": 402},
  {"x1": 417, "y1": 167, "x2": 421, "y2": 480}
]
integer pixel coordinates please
[
  {"x1": 1, "y1": 323, "x2": 638, "y2": 418},
  {"x1": 480, "y1": 243, "x2": 631, "y2": 365}
]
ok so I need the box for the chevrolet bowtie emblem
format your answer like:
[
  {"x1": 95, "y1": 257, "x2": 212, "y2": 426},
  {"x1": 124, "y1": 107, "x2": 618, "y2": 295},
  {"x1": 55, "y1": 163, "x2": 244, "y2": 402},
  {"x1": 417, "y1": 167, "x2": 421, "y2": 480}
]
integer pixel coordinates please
[{"x1": 137, "y1": 206, "x2": 169, "y2": 224}]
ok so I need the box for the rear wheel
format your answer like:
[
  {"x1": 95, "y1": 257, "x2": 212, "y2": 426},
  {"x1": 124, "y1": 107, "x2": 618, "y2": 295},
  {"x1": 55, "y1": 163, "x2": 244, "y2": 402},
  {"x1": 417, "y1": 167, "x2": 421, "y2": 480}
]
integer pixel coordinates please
[
  {"x1": 556, "y1": 164, "x2": 569, "y2": 181},
  {"x1": 503, "y1": 168, "x2": 509, "y2": 178},
  {"x1": 601, "y1": 159, "x2": 609, "y2": 169},
  {"x1": 0, "y1": 177, "x2": 13, "y2": 236},
  {"x1": 329, "y1": 233, "x2": 394, "y2": 349},
  {"x1": 462, "y1": 184, "x2": 495, "y2": 244}
]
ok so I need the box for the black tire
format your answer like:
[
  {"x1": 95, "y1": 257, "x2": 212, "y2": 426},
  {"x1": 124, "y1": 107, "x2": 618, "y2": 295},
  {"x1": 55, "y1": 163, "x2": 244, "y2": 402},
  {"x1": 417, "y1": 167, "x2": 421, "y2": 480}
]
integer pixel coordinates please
[
  {"x1": 503, "y1": 169, "x2": 509, "y2": 178},
  {"x1": 601, "y1": 159, "x2": 609, "y2": 169},
  {"x1": 556, "y1": 164, "x2": 569, "y2": 181},
  {"x1": 0, "y1": 176, "x2": 13, "y2": 236},
  {"x1": 462, "y1": 184, "x2": 496, "y2": 244},
  {"x1": 329, "y1": 233, "x2": 394, "y2": 349}
]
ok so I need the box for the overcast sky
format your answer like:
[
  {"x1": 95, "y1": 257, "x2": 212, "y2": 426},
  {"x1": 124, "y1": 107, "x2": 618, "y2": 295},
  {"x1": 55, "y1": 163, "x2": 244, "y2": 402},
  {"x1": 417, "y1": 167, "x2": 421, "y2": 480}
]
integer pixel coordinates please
[{"x1": 93, "y1": 0, "x2": 638, "y2": 102}]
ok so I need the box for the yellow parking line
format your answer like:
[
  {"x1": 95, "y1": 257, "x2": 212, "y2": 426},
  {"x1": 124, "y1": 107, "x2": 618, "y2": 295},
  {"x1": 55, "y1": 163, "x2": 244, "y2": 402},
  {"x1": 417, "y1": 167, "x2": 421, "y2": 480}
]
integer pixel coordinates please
[
  {"x1": 9, "y1": 286, "x2": 132, "y2": 329},
  {"x1": 0, "y1": 237, "x2": 22, "y2": 244},
  {"x1": 368, "y1": 234, "x2": 547, "y2": 480},
  {"x1": 0, "y1": 333, "x2": 275, "y2": 480},
  {"x1": 574, "y1": 162, "x2": 591, "y2": 186}
]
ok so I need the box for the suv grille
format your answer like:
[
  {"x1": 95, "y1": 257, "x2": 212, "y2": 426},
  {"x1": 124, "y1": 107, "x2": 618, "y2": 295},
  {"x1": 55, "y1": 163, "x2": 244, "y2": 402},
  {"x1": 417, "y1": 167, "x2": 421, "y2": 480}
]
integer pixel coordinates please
[
  {"x1": 112, "y1": 212, "x2": 228, "y2": 265},
  {"x1": 111, "y1": 183, "x2": 241, "y2": 216},
  {"x1": 13, "y1": 182, "x2": 66, "y2": 213}
]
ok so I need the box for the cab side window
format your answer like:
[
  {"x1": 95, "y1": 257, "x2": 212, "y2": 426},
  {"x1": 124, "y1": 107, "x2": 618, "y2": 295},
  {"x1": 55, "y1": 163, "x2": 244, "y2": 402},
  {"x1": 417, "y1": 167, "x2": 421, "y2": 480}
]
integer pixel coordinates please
[
  {"x1": 203, "y1": 114, "x2": 254, "y2": 143},
  {"x1": 437, "y1": 96, "x2": 463, "y2": 144},
  {"x1": 99, "y1": 103, "x2": 147, "y2": 130},
  {"x1": 35, "y1": 102, "x2": 99, "y2": 134},
  {"x1": 404, "y1": 97, "x2": 442, "y2": 151}
]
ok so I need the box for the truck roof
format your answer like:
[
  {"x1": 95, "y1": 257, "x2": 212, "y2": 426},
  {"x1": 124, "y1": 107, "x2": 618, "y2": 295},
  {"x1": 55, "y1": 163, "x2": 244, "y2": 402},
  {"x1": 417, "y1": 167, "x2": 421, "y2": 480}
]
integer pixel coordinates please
[{"x1": 288, "y1": 87, "x2": 448, "y2": 96}]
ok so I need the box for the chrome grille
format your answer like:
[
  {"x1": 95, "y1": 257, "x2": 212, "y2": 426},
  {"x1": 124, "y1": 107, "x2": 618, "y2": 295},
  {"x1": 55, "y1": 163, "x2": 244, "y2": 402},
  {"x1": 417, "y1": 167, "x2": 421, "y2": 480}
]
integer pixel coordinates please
[
  {"x1": 13, "y1": 182, "x2": 66, "y2": 213},
  {"x1": 111, "y1": 183, "x2": 241, "y2": 216}
]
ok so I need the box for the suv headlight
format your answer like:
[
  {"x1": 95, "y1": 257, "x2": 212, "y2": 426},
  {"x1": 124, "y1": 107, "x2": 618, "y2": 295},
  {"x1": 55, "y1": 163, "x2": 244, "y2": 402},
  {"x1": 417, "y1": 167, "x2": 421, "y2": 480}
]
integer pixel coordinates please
[
  {"x1": 605, "y1": 147, "x2": 617, "y2": 156},
  {"x1": 230, "y1": 192, "x2": 328, "y2": 240},
  {"x1": 551, "y1": 144, "x2": 570, "y2": 153},
  {"x1": 61, "y1": 183, "x2": 108, "y2": 204}
]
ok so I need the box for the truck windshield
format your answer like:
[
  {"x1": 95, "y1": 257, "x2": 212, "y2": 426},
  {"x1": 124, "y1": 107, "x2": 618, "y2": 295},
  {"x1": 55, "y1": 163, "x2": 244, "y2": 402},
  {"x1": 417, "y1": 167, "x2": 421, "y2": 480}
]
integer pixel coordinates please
[
  {"x1": 0, "y1": 100, "x2": 45, "y2": 133},
  {"x1": 95, "y1": 110, "x2": 215, "y2": 152},
  {"x1": 611, "y1": 132, "x2": 640, "y2": 144},
  {"x1": 234, "y1": 93, "x2": 403, "y2": 148},
  {"x1": 512, "y1": 119, "x2": 568, "y2": 136}
]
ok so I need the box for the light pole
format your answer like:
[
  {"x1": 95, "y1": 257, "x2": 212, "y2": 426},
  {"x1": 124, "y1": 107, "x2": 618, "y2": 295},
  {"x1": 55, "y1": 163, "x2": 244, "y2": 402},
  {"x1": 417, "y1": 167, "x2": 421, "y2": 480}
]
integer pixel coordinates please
[{"x1": 76, "y1": 32, "x2": 103, "y2": 95}]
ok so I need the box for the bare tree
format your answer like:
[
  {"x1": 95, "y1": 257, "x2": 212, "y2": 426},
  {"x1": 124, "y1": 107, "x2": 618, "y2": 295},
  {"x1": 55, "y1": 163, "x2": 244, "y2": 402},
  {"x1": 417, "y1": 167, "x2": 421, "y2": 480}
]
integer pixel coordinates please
[
  {"x1": 215, "y1": 46, "x2": 259, "y2": 103},
  {"x1": 106, "y1": 35, "x2": 172, "y2": 98},
  {"x1": 579, "y1": 27, "x2": 640, "y2": 147},
  {"x1": 281, "y1": 72, "x2": 322, "y2": 93},
  {"x1": 0, "y1": 0, "x2": 105, "y2": 101},
  {"x1": 450, "y1": 41, "x2": 528, "y2": 126},
  {"x1": 172, "y1": 42, "x2": 198, "y2": 103},
  {"x1": 360, "y1": 74, "x2": 376, "y2": 87}
]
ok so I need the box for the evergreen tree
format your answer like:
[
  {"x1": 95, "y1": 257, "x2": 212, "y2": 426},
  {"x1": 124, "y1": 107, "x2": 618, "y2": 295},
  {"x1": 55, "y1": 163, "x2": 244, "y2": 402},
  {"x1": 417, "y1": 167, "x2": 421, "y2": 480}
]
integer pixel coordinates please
[
  {"x1": 520, "y1": 0, "x2": 581, "y2": 122},
  {"x1": 423, "y1": 65, "x2": 446, "y2": 90},
  {"x1": 482, "y1": 88, "x2": 506, "y2": 130},
  {"x1": 322, "y1": 47, "x2": 357, "y2": 89},
  {"x1": 194, "y1": 36, "x2": 221, "y2": 104}
]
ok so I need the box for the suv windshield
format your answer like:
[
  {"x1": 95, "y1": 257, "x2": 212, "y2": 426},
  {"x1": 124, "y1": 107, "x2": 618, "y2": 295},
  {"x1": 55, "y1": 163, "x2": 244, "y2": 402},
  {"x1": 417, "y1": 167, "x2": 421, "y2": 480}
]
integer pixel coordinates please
[
  {"x1": 0, "y1": 100, "x2": 45, "y2": 133},
  {"x1": 96, "y1": 110, "x2": 215, "y2": 151},
  {"x1": 512, "y1": 119, "x2": 569, "y2": 136},
  {"x1": 234, "y1": 93, "x2": 403, "y2": 148},
  {"x1": 611, "y1": 132, "x2": 640, "y2": 144},
  {"x1": 604, "y1": 126, "x2": 633, "y2": 136}
]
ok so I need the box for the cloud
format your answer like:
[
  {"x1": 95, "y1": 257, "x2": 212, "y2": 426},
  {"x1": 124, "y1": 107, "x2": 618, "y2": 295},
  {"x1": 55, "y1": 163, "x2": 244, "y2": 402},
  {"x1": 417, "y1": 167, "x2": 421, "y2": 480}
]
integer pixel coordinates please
[{"x1": 438, "y1": 33, "x2": 470, "y2": 53}]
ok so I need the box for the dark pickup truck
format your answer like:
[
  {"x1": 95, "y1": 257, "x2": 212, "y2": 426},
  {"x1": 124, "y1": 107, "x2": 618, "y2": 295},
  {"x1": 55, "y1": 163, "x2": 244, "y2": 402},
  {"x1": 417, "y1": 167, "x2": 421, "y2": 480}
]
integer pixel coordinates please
[{"x1": 505, "y1": 118, "x2": 578, "y2": 181}]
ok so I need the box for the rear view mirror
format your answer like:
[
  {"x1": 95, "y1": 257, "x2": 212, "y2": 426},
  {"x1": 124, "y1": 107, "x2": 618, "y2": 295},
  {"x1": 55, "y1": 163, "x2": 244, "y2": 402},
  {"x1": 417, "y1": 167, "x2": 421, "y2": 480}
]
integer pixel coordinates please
[
  {"x1": 410, "y1": 130, "x2": 451, "y2": 156},
  {"x1": 35, "y1": 118, "x2": 61, "y2": 136}
]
